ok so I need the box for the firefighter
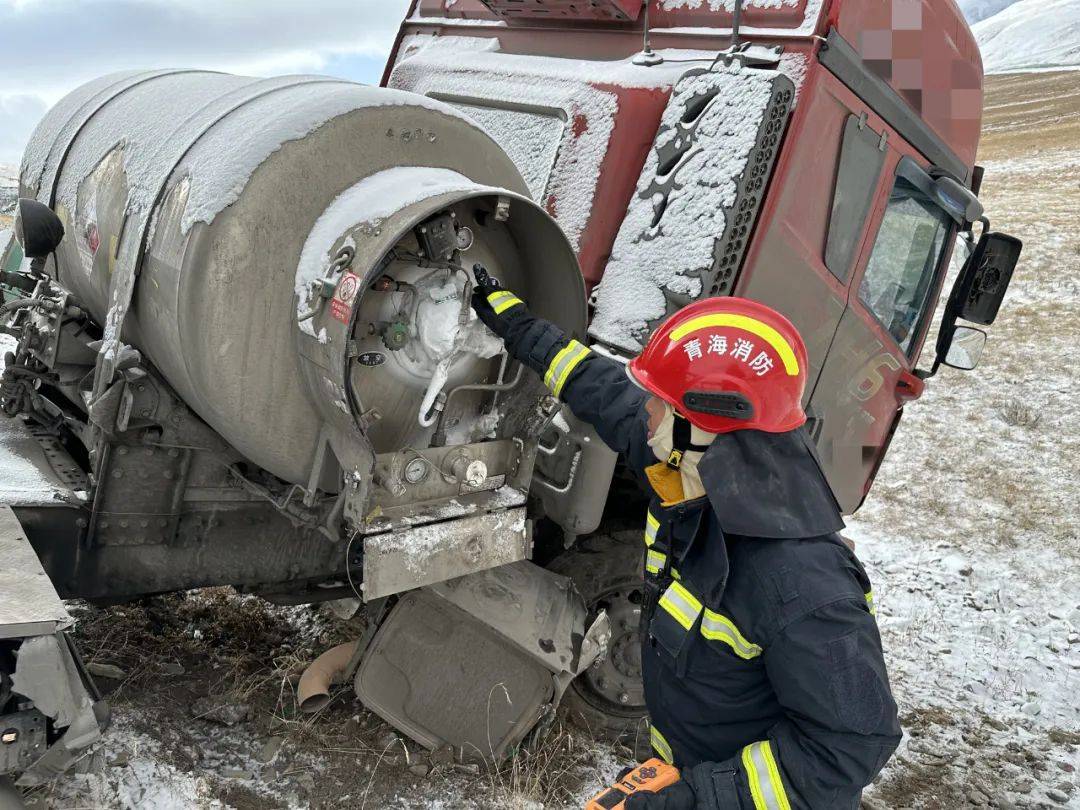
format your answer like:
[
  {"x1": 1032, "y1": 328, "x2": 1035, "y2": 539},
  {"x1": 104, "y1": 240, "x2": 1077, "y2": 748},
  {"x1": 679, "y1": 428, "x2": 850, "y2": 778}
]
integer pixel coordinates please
[{"x1": 471, "y1": 269, "x2": 902, "y2": 810}]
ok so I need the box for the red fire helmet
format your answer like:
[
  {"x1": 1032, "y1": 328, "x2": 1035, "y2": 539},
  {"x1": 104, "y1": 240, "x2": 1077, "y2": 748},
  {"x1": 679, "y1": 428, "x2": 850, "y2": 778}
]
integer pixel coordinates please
[{"x1": 627, "y1": 297, "x2": 809, "y2": 434}]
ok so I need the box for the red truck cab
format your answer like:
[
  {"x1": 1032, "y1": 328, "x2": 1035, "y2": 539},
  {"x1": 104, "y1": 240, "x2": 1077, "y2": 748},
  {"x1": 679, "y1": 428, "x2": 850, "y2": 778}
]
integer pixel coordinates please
[{"x1": 384, "y1": 0, "x2": 1015, "y2": 514}]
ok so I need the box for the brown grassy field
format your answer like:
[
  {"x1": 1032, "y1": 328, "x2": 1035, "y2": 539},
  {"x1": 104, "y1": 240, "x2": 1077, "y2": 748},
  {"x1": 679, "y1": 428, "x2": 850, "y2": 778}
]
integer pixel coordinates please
[{"x1": 979, "y1": 71, "x2": 1080, "y2": 161}]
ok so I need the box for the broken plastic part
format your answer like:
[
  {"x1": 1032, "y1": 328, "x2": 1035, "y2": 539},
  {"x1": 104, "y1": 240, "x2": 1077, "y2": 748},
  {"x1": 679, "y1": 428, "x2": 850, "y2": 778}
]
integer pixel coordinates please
[{"x1": 11, "y1": 634, "x2": 104, "y2": 787}]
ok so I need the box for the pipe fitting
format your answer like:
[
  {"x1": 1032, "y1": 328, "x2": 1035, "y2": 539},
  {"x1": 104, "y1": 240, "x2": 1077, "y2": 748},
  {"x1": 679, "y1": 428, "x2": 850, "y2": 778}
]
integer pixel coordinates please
[{"x1": 297, "y1": 641, "x2": 358, "y2": 713}]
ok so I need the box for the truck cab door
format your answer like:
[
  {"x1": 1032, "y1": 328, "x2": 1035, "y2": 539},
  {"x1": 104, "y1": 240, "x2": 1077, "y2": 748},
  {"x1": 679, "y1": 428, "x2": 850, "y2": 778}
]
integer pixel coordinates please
[{"x1": 809, "y1": 152, "x2": 957, "y2": 512}]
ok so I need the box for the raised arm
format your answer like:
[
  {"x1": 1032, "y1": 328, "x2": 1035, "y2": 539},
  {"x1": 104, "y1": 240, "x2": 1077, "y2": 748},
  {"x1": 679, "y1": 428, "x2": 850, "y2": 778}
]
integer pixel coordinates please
[{"x1": 472, "y1": 274, "x2": 653, "y2": 471}]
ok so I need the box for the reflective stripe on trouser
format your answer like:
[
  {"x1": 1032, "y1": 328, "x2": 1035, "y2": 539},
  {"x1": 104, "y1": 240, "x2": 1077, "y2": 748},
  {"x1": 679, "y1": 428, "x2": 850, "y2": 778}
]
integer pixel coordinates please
[
  {"x1": 701, "y1": 609, "x2": 762, "y2": 659},
  {"x1": 650, "y1": 725, "x2": 674, "y2": 764},
  {"x1": 645, "y1": 549, "x2": 667, "y2": 575},
  {"x1": 487, "y1": 289, "x2": 524, "y2": 314},
  {"x1": 543, "y1": 340, "x2": 591, "y2": 397},
  {"x1": 865, "y1": 590, "x2": 876, "y2": 615},
  {"x1": 741, "y1": 740, "x2": 792, "y2": 810},
  {"x1": 658, "y1": 581, "x2": 703, "y2": 631},
  {"x1": 645, "y1": 511, "x2": 659, "y2": 546}
]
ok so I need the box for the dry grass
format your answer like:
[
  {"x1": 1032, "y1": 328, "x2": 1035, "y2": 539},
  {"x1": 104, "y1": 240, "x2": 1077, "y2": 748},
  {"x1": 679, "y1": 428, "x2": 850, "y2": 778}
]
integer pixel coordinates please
[
  {"x1": 979, "y1": 72, "x2": 1080, "y2": 161},
  {"x1": 995, "y1": 398, "x2": 1042, "y2": 429}
]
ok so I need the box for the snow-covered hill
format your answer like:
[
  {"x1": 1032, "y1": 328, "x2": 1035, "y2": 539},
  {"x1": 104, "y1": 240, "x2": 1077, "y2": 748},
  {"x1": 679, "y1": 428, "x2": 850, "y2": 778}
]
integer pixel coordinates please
[
  {"x1": 957, "y1": 0, "x2": 1019, "y2": 25},
  {"x1": 972, "y1": 0, "x2": 1080, "y2": 73}
]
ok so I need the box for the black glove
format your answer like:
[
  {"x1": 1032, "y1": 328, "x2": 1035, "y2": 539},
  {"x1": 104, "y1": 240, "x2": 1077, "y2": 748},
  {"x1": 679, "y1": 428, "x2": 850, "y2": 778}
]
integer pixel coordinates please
[
  {"x1": 469, "y1": 262, "x2": 576, "y2": 379},
  {"x1": 624, "y1": 778, "x2": 697, "y2": 810},
  {"x1": 470, "y1": 263, "x2": 525, "y2": 340}
]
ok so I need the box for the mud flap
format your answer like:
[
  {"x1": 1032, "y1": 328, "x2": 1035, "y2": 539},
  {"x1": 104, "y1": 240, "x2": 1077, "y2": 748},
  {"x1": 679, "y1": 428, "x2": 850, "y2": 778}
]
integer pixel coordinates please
[
  {"x1": 0, "y1": 506, "x2": 107, "y2": 786},
  {"x1": 354, "y1": 561, "x2": 609, "y2": 762}
]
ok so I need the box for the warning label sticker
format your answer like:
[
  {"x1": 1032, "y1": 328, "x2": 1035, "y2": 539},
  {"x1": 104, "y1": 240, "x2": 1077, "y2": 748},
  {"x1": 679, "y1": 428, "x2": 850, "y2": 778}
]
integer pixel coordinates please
[{"x1": 330, "y1": 272, "x2": 361, "y2": 324}]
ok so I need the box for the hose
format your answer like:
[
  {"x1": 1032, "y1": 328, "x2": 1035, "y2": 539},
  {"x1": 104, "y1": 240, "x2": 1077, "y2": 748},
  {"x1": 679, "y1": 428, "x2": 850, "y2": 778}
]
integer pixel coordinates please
[
  {"x1": 417, "y1": 356, "x2": 451, "y2": 428},
  {"x1": 0, "y1": 298, "x2": 33, "y2": 316},
  {"x1": 297, "y1": 641, "x2": 358, "y2": 713}
]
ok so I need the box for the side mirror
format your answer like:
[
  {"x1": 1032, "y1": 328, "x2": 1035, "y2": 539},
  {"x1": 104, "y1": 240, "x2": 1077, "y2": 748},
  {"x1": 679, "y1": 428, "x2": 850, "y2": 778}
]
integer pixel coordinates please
[
  {"x1": 927, "y1": 229, "x2": 1020, "y2": 378},
  {"x1": 942, "y1": 325, "x2": 987, "y2": 371},
  {"x1": 952, "y1": 230, "x2": 1022, "y2": 326},
  {"x1": 14, "y1": 198, "x2": 65, "y2": 260}
]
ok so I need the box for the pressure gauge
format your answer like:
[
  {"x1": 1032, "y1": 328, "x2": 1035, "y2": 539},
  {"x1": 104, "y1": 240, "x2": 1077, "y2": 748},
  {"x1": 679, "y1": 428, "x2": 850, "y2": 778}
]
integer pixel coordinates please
[
  {"x1": 456, "y1": 226, "x2": 475, "y2": 252},
  {"x1": 404, "y1": 457, "x2": 430, "y2": 485}
]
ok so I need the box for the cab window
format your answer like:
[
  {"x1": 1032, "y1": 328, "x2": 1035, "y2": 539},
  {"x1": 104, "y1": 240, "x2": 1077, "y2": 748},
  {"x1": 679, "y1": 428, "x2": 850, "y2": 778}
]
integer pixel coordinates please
[{"x1": 858, "y1": 175, "x2": 953, "y2": 354}]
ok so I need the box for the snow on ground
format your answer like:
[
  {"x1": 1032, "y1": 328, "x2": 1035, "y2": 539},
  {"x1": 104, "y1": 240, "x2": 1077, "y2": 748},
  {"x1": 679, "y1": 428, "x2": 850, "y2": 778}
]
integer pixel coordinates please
[
  {"x1": 957, "y1": 0, "x2": 1021, "y2": 25},
  {"x1": 28, "y1": 590, "x2": 624, "y2": 809},
  {"x1": 0, "y1": 162, "x2": 17, "y2": 214},
  {"x1": 47, "y1": 719, "x2": 227, "y2": 810}
]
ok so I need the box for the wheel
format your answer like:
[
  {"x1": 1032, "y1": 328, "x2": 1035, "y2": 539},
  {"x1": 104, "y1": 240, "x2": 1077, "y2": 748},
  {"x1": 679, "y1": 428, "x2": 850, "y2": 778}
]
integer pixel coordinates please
[{"x1": 548, "y1": 529, "x2": 650, "y2": 755}]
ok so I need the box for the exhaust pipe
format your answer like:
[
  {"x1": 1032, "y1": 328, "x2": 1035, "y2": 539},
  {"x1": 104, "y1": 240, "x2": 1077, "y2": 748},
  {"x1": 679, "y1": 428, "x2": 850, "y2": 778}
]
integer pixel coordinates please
[{"x1": 297, "y1": 641, "x2": 357, "y2": 713}]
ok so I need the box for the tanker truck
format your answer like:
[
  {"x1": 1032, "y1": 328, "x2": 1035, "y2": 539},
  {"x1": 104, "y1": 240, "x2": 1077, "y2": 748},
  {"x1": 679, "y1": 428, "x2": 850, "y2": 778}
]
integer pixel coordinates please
[{"x1": 0, "y1": 0, "x2": 1022, "y2": 783}]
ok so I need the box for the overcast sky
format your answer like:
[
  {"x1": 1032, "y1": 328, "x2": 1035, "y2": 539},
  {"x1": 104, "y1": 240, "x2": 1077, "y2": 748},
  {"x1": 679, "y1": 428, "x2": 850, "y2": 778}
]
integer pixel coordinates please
[{"x1": 0, "y1": 0, "x2": 413, "y2": 165}]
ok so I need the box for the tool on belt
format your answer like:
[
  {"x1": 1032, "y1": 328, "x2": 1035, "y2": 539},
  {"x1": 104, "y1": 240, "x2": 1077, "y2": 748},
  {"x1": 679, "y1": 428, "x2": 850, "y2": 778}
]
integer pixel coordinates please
[{"x1": 586, "y1": 759, "x2": 682, "y2": 810}]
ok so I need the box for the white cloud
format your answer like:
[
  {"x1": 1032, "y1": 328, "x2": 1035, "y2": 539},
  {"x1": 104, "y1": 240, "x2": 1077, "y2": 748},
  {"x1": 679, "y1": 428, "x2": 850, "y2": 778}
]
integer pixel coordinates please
[{"x1": 0, "y1": 0, "x2": 411, "y2": 163}]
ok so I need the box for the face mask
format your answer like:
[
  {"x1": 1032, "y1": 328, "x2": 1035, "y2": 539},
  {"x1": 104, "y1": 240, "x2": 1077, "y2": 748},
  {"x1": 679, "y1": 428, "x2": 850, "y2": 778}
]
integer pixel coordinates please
[{"x1": 646, "y1": 402, "x2": 716, "y2": 502}]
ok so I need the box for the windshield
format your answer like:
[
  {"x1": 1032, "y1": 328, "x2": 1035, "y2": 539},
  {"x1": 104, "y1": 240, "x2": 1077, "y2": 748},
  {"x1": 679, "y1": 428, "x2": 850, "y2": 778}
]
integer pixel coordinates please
[{"x1": 858, "y1": 176, "x2": 953, "y2": 354}]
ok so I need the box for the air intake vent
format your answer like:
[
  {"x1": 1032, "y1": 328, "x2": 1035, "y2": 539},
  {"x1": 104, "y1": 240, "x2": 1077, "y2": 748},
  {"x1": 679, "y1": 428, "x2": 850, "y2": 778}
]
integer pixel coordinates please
[
  {"x1": 589, "y1": 66, "x2": 796, "y2": 354},
  {"x1": 710, "y1": 78, "x2": 794, "y2": 296}
]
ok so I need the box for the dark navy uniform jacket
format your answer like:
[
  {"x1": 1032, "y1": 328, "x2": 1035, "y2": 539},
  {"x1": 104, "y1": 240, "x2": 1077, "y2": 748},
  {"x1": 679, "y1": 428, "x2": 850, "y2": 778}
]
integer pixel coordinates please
[{"x1": 500, "y1": 311, "x2": 903, "y2": 810}]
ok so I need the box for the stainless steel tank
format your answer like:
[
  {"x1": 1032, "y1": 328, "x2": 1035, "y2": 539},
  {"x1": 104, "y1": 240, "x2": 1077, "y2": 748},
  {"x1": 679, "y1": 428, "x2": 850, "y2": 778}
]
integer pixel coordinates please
[{"x1": 20, "y1": 71, "x2": 584, "y2": 486}]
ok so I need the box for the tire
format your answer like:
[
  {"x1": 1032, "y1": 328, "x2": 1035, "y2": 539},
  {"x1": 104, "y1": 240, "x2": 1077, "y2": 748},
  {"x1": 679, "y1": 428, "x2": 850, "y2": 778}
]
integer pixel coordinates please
[{"x1": 548, "y1": 528, "x2": 651, "y2": 756}]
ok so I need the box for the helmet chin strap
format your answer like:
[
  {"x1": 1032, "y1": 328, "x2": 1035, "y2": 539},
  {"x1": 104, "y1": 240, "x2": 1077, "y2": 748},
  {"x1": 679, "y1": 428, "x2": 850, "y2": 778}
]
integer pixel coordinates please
[{"x1": 667, "y1": 412, "x2": 712, "y2": 470}]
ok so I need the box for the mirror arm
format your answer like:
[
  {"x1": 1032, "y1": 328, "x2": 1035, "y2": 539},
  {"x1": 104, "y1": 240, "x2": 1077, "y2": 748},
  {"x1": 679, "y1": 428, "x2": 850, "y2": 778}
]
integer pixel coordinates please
[{"x1": 930, "y1": 311, "x2": 958, "y2": 378}]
